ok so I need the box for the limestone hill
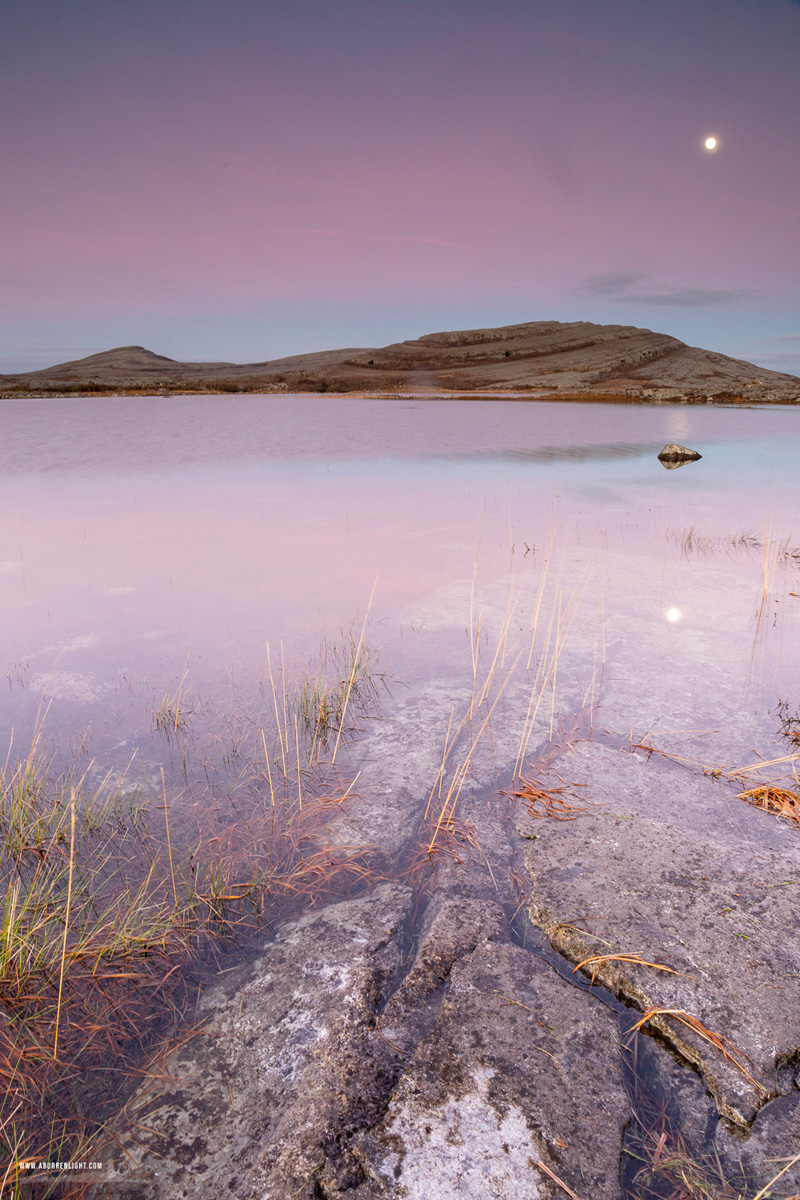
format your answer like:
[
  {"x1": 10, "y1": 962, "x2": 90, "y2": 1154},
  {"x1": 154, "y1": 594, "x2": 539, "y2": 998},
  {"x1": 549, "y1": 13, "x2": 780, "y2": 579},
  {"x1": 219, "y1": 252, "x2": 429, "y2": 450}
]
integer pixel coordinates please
[{"x1": 2, "y1": 321, "x2": 797, "y2": 402}]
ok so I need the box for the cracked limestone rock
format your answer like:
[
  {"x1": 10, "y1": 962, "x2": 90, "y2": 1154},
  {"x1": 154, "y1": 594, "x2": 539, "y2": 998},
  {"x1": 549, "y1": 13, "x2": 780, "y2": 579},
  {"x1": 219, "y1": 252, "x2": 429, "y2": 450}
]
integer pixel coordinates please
[
  {"x1": 521, "y1": 742, "x2": 800, "y2": 1128},
  {"x1": 94, "y1": 881, "x2": 634, "y2": 1199},
  {"x1": 93, "y1": 883, "x2": 415, "y2": 1199},
  {"x1": 356, "y1": 939, "x2": 630, "y2": 1200}
]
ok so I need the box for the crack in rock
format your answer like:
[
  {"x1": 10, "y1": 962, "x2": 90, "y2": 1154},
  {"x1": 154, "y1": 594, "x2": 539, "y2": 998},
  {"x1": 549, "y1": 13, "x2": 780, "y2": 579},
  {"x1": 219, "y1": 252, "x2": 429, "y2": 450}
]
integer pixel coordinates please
[{"x1": 520, "y1": 742, "x2": 800, "y2": 1129}]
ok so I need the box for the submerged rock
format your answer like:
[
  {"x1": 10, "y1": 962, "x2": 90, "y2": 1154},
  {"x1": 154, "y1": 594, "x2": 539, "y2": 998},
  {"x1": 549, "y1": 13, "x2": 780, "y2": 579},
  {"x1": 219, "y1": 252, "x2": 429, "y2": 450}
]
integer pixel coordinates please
[
  {"x1": 657, "y1": 441, "x2": 702, "y2": 466},
  {"x1": 716, "y1": 1092, "x2": 800, "y2": 1195},
  {"x1": 90, "y1": 722, "x2": 800, "y2": 1196},
  {"x1": 520, "y1": 741, "x2": 800, "y2": 1135},
  {"x1": 95, "y1": 883, "x2": 416, "y2": 1197},
  {"x1": 357, "y1": 938, "x2": 629, "y2": 1200},
  {"x1": 95, "y1": 884, "x2": 630, "y2": 1198}
]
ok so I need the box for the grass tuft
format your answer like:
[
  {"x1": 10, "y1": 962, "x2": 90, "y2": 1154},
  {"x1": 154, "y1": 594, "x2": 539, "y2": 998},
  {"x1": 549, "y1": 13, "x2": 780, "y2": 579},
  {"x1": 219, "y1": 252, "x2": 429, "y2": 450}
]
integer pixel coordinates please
[
  {"x1": 153, "y1": 664, "x2": 195, "y2": 739},
  {"x1": 293, "y1": 617, "x2": 386, "y2": 756},
  {"x1": 0, "y1": 636, "x2": 386, "y2": 1191}
]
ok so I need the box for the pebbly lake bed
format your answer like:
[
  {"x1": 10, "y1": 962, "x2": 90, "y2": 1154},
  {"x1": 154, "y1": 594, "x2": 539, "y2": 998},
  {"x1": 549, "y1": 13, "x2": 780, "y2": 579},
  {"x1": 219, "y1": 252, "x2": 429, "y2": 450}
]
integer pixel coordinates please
[{"x1": 1, "y1": 394, "x2": 800, "y2": 1199}]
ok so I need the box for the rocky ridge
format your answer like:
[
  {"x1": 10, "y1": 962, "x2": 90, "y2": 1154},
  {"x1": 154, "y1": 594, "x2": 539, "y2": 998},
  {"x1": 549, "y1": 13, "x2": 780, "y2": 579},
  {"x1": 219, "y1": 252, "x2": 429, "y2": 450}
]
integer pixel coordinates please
[{"x1": 2, "y1": 320, "x2": 798, "y2": 402}]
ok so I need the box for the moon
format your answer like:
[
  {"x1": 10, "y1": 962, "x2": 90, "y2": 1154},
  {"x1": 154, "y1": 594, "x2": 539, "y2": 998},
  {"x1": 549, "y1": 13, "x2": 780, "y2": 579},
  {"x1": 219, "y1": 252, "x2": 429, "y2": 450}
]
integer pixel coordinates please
[{"x1": 704, "y1": 136, "x2": 718, "y2": 151}]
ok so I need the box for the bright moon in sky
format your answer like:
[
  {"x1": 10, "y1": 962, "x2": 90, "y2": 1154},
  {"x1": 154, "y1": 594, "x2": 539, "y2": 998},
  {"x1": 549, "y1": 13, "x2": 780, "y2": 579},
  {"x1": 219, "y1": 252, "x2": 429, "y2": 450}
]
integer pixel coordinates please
[
  {"x1": 667, "y1": 607, "x2": 682, "y2": 622},
  {"x1": 704, "y1": 136, "x2": 718, "y2": 151}
]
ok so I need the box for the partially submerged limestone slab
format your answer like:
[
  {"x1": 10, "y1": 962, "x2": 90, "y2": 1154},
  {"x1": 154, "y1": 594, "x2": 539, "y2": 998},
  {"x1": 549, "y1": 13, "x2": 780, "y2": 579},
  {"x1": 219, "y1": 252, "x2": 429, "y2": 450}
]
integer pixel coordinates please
[
  {"x1": 363, "y1": 1064, "x2": 545, "y2": 1200},
  {"x1": 358, "y1": 939, "x2": 629, "y2": 1199},
  {"x1": 716, "y1": 1091, "x2": 800, "y2": 1193},
  {"x1": 520, "y1": 741, "x2": 800, "y2": 1128},
  {"x1": 95, "y1": 881, "x2": 633, "y2": 1199},
  {"x1": 95, "y1": 883, "x2": 415, "y2": 1198}
]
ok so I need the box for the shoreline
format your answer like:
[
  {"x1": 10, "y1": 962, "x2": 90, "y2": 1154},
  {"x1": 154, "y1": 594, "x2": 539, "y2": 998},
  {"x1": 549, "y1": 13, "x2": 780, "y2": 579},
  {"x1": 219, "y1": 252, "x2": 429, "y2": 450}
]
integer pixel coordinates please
[{"x1": 2, "y1": 385, "x2": 799, "y2": 406}]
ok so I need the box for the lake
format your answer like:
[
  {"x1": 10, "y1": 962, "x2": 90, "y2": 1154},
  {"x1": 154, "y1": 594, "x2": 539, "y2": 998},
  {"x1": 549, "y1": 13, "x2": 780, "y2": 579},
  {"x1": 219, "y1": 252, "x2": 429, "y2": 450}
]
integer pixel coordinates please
[
  {"x1": 2, "y1": 394, "x2": 800, "y2": 1188},
  {"x1": 2, "y1": 394, "x2": 799, "y2": 769}
]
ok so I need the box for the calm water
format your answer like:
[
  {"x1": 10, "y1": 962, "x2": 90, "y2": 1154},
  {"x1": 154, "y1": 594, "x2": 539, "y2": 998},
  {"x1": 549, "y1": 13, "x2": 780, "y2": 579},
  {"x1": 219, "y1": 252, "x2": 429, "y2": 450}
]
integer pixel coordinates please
[
  {"x1": 2, "y1": 394, "x2": 799, "y2": 799},
  {"x1": 4, "y1": 395, "x2": 799, "y2": 1184}
]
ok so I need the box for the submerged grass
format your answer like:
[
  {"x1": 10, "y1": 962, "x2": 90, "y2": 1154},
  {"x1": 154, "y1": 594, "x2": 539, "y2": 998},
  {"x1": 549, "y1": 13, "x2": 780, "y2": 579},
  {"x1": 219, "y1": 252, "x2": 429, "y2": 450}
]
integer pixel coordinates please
[
  {"x1": 0, "y1": 632, "x2": 386, "y2": 1193},
  {"x1": 152, "y1": 661, "x2": 196, "y2": 740},
  {"x1": 623, "y1": 1072, "x2": 743, "y2": 1200},
  {"x1": 0, "y1": 741, "x2": 198, "y2": 1185},
  {"x1": 419, "y1": 530, "x2": 605, "y2": 872},
  {"x1": 623, "y1": 1034, "x2": 800, "y2": 1200},
  {"x1": 629, "y1": 725, "x2": 800, "y2": 833},
  {"x1": 777, "y1": 700, "x2": 800, "y2": 748},
  {"x1": 505, "y1": 777, "x2": 588, "y2": 821},
  {"x1": 292, "y1": 614, "x2": 387, "y2": 758},
  {"x1": 725, "y1": 747, "x2": 800, "y2": 830},
  {"x1": 666, "y1": 522, "x2": 800, "y2": 566}
]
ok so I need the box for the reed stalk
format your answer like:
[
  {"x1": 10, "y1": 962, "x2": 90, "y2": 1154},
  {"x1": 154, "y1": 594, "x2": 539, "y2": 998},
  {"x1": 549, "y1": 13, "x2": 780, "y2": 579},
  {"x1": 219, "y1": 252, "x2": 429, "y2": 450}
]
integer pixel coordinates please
[
  {"x1": 161, "y1": 769, "x2": 178, "y2": 908},
  {"x1": 0, "y1": 633, "x2": 383, "y2": 1182},
  {"x1": 332, "y1": 577, "x2": 377, "y2": 765},
  {"x1": 53, "y1": 795, "x2": 76, "y2": 1062}
]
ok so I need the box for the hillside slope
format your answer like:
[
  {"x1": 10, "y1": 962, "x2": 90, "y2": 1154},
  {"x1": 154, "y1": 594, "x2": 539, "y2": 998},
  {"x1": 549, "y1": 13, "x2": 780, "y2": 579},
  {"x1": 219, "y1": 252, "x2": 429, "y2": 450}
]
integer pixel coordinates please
[{"x1": 2, "y1": 321, "x2": 797, "y2": 402}]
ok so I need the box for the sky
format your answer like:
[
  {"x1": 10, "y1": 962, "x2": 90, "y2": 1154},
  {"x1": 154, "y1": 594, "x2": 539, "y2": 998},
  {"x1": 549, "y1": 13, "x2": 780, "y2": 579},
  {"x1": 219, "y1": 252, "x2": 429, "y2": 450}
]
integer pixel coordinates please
[{"x1": 2, "y1": 0, "x2": 799, "y2": 375}]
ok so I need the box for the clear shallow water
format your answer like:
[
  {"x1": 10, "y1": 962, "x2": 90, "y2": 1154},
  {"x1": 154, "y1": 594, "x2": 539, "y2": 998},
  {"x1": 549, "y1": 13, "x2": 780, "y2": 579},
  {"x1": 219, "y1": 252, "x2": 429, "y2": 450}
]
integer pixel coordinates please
[
  {"x1": 1, "y1": 394, "x2": 799, "y2": 794},
  {"x1": 4, "y1": 394, "x2": 799, "y2": 1185}
]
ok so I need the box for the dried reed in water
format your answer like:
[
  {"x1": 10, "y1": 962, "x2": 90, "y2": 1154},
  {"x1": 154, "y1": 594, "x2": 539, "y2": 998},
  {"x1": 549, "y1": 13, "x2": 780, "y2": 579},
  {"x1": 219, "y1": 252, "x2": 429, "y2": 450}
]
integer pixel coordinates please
[
  {"x1": 627, "y1": 1007, "x2": 764, "y2": 1092},
  {"x1": 505, "y1": 779, "x2": 587, "y2": 821}
]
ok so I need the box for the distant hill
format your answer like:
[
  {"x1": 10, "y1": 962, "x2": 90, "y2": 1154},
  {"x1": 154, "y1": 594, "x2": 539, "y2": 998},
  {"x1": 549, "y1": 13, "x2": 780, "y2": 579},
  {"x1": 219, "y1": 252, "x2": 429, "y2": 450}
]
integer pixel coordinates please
[{"x1": 2, "y1": 321, "x2": 798, "y2": 402}]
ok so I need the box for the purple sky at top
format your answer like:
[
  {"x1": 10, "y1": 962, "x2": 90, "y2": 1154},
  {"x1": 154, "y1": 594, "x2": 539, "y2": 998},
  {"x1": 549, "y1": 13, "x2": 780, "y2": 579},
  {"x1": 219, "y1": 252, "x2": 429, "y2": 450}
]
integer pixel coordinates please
[{"x1": 2, "y1": 0, "x2": 799, "y2": 374}]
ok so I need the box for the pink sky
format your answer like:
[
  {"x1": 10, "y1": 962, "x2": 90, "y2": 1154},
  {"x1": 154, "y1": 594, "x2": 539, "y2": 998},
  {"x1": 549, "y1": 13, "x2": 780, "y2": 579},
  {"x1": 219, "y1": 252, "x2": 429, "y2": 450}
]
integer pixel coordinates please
[{"x1": 2, "y1": 0, "x2": 799, "y2": 373}]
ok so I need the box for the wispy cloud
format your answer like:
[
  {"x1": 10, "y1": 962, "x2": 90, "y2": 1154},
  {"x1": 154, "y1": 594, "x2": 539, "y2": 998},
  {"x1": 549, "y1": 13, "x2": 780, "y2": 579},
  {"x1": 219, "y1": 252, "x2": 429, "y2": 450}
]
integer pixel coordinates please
[
  {"x1": 758, "y1": 333, "x2": 800, "y2": 345},
  {"x1": 286, "y1": 227, "x2": 466, "y2": 249},
  {"x1": 634, "y1": 287, "x2": 752, "y2": 307},
  {"x1": 580, "y1": 271, "x2": 645, "y2": 298},
  {"x1": 579, "y1": 272, "x2": 751, "y2": 307}
]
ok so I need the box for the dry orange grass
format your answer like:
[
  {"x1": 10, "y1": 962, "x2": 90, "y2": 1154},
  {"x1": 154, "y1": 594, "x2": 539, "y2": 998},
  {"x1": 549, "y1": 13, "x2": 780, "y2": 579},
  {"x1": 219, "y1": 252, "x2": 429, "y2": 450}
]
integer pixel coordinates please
[
  {"x1": 505, "y1": 778, "x2": 587, "y2": 821},
  {"x1": 573, "y1": 952, "x2": 687, "y2": 987},
  {"x1": 736, "y1": 784, "x2": 800, "y2": 826},
  {"x1": 627, "y1": 1007, "x2": 764, "y2": 1093}
]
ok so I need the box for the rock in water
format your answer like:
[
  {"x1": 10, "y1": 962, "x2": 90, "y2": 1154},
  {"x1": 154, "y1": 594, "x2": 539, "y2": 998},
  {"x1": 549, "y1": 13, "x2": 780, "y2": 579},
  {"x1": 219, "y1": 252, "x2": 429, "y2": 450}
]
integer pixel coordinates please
[
  {"x1": 658, "y1": 442, "x2": 702, "y2": 463},
  {"x1": 92, "y1": 884, "x2": 631, "y2": 1198}
]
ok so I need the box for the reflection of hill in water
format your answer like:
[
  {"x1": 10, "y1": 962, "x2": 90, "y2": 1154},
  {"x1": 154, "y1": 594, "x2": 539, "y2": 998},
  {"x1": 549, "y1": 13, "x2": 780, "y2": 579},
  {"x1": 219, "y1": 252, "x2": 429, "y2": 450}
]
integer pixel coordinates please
[{"x1": 433, "y1": 441, "x2": 656, "y2": 466}]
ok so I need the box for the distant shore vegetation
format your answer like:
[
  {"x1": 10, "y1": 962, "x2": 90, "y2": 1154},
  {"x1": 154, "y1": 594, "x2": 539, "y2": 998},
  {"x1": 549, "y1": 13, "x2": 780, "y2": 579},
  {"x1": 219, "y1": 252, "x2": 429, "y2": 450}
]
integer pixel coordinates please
[{"x1": 2, "y1": 382, "x2": 798, "y2": 405}]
